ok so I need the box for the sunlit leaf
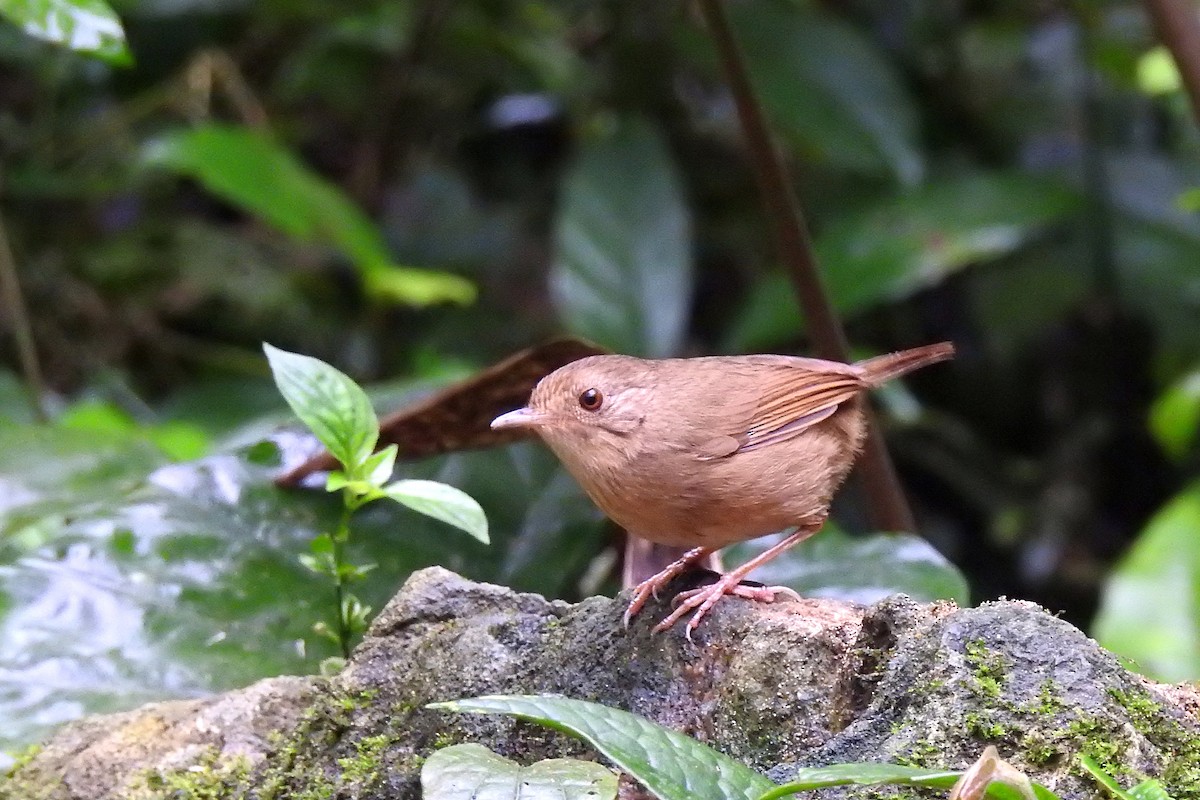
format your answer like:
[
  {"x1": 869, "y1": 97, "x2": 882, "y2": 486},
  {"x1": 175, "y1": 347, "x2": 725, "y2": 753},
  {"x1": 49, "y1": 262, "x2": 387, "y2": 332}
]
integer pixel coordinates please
[
  {"x1": 430, "y1": 695, "x2": 775, "y2": 800},
  {"x1": 264, "y1": 344, "x2": 378, "y2": 471},
  {"x1": 551, "y1": 117, "x2": 692, "y2": 357},
  {"x1": 725, "y1": 525, "x2": 970, "y2": 606},
  {"x1": 1137, "y1": 47, "x2": 1181, "y2": 96},
  {"x1": 143, "y1": 125, "x2": 475, "y2": 307},
  {"x1": 422, "y1": 744, "x2": 617, "y2": 800},
  {"x1": 1149, "y1": 368, "x2": 1200, "y2": 460},
  {"x1": 0, "y1": 0, "x2": 130, "y2": 64},
  {"x1": 382, "y1": 479, "x2": 489, "y2": 544},
  {"x1": 1093, "y1": 482, "x2": 1200, "y2": 681},
  {"x1": 727, "y1": 172, "x2": 1079, "y2": 351}
]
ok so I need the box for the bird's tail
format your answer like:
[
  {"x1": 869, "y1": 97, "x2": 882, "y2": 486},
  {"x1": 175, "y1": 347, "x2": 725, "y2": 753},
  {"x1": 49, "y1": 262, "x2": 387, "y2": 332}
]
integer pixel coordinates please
[{"x1": 857, "y1": 342, "x2": 955, "y2": 386}]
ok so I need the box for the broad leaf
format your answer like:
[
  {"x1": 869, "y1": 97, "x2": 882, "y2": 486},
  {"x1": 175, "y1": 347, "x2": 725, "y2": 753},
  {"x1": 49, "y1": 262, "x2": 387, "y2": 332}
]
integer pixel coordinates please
[
  {"x1": 422, "y1": 744, "x2": 617, "y2": 800},
  {"x1": 728, "y1": 172, "x2": 1079, "y2": 351},
  {"x1": 551, "y1": 117, "x2": 692, "y2": 357},
  {"x1": 0, "y1": 381, "x2": 591, "y2": 763},
  {"x1": 263, "y1": 344, "x2": 378, "y2": 472},
  {"x1": 1093, "y1": 482, "x2": 1200, "y2": 681},
  {"x1": 143, "y1": 125, "x2": 475, "y2": 307},
  {"x1": 0, "y1": 0, "x2": 130, "y2": 64},
  {"x1": 724, "y1": 525, "x2": 970, "y2": 606},
  {"x1": 728, "y1": 0, "x2": 921, "y2": 183},
  {"x1": 430, "y1": 695, "x2": 775, "y2": 800},
  {"x1": 382, "y1": 479, "x2": 489, "y2": 544}
]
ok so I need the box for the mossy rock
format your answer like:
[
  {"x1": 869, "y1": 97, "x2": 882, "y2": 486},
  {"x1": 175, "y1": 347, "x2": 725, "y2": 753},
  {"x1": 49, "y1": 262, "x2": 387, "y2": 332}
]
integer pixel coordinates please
[{"x1": 3, "y1": 568, "x2": 1198, "y2": 800}]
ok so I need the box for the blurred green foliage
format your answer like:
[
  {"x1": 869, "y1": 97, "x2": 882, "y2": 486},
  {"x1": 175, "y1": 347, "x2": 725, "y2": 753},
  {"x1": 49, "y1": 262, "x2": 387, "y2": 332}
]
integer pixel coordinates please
[{"x1": 2, "y1": 0, "x2": 1200, "y2": 762}]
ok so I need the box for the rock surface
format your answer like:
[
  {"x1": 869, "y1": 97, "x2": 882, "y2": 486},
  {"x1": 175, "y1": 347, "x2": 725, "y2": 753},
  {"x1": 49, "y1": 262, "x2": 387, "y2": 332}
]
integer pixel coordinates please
[{"x1": 3, "y1": 567, "x2": 1198, "y2": 799}]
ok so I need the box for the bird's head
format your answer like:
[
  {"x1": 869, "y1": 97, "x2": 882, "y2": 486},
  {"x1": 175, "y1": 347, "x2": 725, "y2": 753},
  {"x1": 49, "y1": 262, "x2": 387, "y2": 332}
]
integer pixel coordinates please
[{"x1": 490, "y1": 355, "x2": 652, "y2": 461}]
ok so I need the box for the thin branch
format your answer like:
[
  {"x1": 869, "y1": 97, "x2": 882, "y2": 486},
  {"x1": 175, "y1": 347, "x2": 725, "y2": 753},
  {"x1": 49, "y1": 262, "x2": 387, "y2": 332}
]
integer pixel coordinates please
[
  {"x1": 1143, "y1": 0, "x2": 1200, "y2": 127},
  {"x1": 696, "y1": 0, "x2": 917, "y2": 532},
  {"x1": 0, "y1": 204, "x2": 48, "y2": 422}
]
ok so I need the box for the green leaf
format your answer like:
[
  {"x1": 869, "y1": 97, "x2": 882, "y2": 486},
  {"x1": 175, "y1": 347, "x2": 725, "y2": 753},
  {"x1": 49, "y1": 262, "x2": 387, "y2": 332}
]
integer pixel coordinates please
[
  {"x1": 1149, "y1": 368, "x2": 1200, "y2": 460},
  {"x1": 383, "y1": 479, "x2": 489, "y2": 544},
  {"x1": 422, "y1": 744, "x2": 617, "y2": 800},
  {"x1": 759, "y1": 763, "x2": 1053, "y2": 800},
  {"x1": 1093, "y1": 482, "x2": 1200, "y2": 681},
  {"x1": 724, "y1": 525, "x2": 971, "y2": 606},
  {"x1": 0, "y1": 0, "x2": 131, "y2": 64},
  {"x1": 55, "y1": 400, "x2": 210, "y2": 462},
  {"x1": 1079, "y1": 755, "x2": 1138, "y2": 800},
  {"x1": 263, "y1": 343, "x2": 378, "y2": 471},
  {"x1": 1129, "y1": 780, "x2": 1176, "y2": 800},
  {"x1": 727, "y1": 172, "x2": 1079, "y2": 351},
  {"x1": 1137, "y1": 47, "x2": 1181, "y2": 96},
  {"x1": 429, "y1": 694, "x2": 776, "y2": 800},
  {"x1": 359, "y1": 444, "x2": 398, "y2": 487},
  {"x1": 143, "y1": 125, "x2": 475, "y2": 307},
  {"x1": 727, "y1": 0, "x2": 921, "y2": 183},
  {"x1": 551, "y1": 117, "x2": 692, "y2": 357}
]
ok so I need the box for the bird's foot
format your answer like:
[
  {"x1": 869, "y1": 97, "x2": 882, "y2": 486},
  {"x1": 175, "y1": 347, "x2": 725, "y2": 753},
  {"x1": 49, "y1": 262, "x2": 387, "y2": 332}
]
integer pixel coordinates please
[
  {"x1": 622, "y1": 545, "x2": 713, "y2": 627},
  {"x1": 653, "y1": 578, "x2": 801, "y2": 641}
]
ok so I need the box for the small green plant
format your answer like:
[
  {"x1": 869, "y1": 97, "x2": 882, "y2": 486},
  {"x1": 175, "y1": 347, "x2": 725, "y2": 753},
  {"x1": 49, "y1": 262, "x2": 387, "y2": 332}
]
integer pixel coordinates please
[
  {"x1": 426, "y1": 695, "x2": 1177, "y2": 800},
  {"x1": 264, "y1": 344, "x2": 489, "y2": 658}
]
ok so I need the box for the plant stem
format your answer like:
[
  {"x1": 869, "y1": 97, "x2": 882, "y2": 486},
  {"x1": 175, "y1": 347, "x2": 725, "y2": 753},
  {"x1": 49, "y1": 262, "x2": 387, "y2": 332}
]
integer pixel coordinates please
[
  {"x1": 0, "y1": 205, "x2": 48, "y2": 422},
  {"x1": 695, "y1": 0, "x2": 917, "y2": 532},
  {"x1": 333, "y1": 501, "x2": 354, "y2": 658}
]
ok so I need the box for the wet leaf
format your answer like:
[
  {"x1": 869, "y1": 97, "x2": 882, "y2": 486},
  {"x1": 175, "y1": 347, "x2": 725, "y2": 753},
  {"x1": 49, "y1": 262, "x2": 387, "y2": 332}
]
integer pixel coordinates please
[
  {"x1": 430, "y1": 695, "x2": 775, "y2": 800},
  {"x1": 551, "y1": 118, "x2": 692, "y2": 357},
  {"x1": 1, "y1": 0, "x2": 130, "y2": 65},
  {"x1": 422, "y1": 744, "x2": 617, "y2": 800},
  {"x1": 724, "y1": 524, "x2": 970, "y2": 606},
  {"x1": 1093, "y1": 482, "x2": 1200, "y2": 682}
]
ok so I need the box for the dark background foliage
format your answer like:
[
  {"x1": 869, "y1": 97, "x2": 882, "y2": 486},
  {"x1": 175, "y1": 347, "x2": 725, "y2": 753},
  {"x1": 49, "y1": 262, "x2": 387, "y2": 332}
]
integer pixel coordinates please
[{"x1": 1, "y1": 0, "x2": 1199, "y2": 762}]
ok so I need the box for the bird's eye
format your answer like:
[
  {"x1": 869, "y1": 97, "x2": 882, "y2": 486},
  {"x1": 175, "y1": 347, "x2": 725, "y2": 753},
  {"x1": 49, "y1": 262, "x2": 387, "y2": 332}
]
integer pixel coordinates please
[{"x1": 578, "y1": 388, "x2": 603, "y2": 411}]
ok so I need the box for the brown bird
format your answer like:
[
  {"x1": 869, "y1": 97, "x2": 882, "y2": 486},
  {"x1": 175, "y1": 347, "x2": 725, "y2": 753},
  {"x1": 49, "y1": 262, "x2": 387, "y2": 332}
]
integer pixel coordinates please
[{"x1": 491, "y1": 342, "x2": 954, "y2": 638}]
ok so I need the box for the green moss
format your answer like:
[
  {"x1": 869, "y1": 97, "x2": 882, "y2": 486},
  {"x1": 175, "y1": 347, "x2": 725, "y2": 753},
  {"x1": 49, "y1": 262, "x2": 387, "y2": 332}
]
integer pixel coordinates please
[
  {"x1": 964, "y1": 711, "x2": 1009, "y2": 741},
  {"x1": 336, "y1": 734, "x2": 391, "y2": 791},
  {"x1": 134, "y1": 747, "x2": 253, "y2": 800},
  {"x1": 431, "y1": 730, "x2": 462, "y2": 750},
  {"x1": 2, "y1": 744, "x2": 42, "y2": 781},
  {"x1": 1031, "y1": 679, "x2": 1065, "y2": 716},
  {"x1": 1109, "y1": 687, "x2": 1200, "y2": 797},
  {"x1": 893, "y1": 738, "x2": 941, "y2": 769},
  {"x1": 0, "y1": 744, "x2": 60, "y2": 800},
  {"x1": 963, "y1": 639, "x2": 1007, "y2": 700},
  {"x1": 1063, "y1": 717, "x2": 1130, "y2": 782}
]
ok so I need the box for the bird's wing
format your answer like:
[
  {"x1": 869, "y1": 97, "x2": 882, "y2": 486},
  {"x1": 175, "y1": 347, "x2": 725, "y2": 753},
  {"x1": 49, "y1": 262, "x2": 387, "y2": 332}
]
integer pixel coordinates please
[{"x1": 696, "y1": 367, "x2": 865, "y2": 460}]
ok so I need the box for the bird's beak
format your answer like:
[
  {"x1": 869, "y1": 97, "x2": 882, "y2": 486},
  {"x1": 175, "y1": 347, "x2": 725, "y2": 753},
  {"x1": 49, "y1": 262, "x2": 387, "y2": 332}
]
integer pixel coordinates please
[{"x1": 490, "y1": 406, "x2": 547, "y2": 430}]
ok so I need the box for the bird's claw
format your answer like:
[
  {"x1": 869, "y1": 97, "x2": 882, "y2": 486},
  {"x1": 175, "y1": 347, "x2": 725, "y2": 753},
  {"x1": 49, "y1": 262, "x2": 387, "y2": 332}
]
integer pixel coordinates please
[{"x1": 650, "y1": 581, "x2": 802, "y2": 639}]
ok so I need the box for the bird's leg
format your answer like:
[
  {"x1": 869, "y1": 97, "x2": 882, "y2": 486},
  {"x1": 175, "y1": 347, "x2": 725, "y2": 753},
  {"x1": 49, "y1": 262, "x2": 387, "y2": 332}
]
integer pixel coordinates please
[
  {"x1": 623, "y1": 545, "x2": 715, "y2": 627},
  {"x1": 653, "y1": 522, "x2": 824, "y2": 640}
]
